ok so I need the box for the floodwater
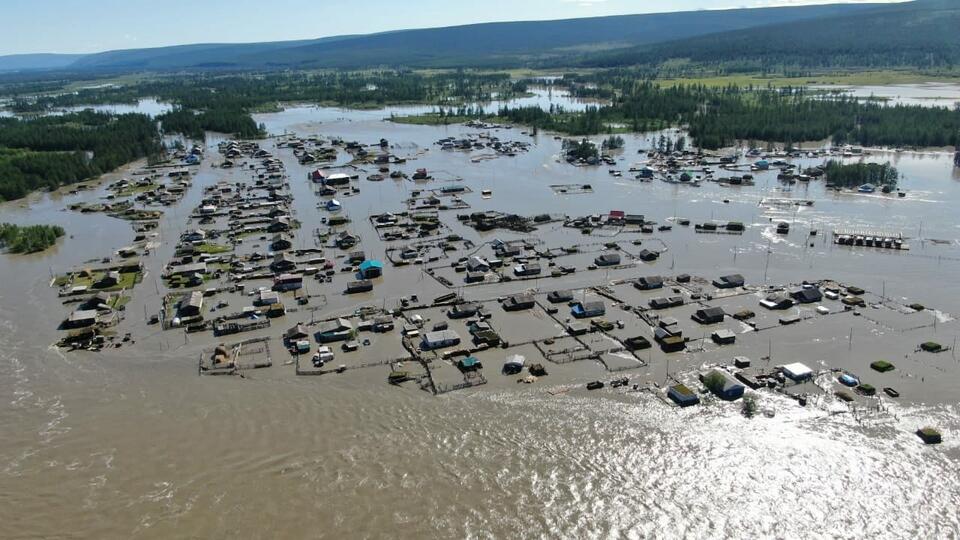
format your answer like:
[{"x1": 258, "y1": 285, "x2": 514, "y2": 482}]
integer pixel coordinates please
[
  {"x1": 812, "y1": 83, "x2": 960, "y2": 108},
  {"x1": 2, "y1": 91, "x2": 960, "y2": 538}
]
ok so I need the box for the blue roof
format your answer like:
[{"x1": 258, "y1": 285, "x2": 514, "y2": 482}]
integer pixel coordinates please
[
  {"x1": 460, "y1": 356, "x2": 480, "y2": 367},
  {"x1": 359, "y1": 260, "x2": 384, "y2": 271}
]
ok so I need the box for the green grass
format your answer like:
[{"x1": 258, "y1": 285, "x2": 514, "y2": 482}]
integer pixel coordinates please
[
  {"x1": 66, "y1": 270, "x2": 141, "y2": 292},
  {"x1": 655, "y1": 70, "x2": 960, "y2": 89},
  {"x1": 196, "y1": 243, "x2": 232, "y2": 254}
]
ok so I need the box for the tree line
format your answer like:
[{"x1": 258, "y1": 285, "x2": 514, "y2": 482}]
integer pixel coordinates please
[
  {"x1": 0, "y1": 111, "x2": 161, "y2": 201},
  {"x1": 0, "y1": 223, "x2": 66, "y2": 253}
]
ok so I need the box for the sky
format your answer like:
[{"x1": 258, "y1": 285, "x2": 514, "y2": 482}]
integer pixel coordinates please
[{"x1": 2, "y1": 0, "x2": 905, "y2": 56}]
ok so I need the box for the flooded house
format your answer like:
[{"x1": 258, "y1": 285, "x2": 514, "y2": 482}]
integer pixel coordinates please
[
  {"x1": 692, "y1": 306, "x2": 725, "y2": 325},
  {"x1": 502, "y1": 294, "x2": 535, "y2": 311},
  {"x1": 64, "y1": 309, "x2": 99, "y2": 329},
  {"x1": 713, "y1": 274, "x2": 745, "y2": 289},
  {"x1": 668, "y1": 384, "x2": 700, "y2": 407},
  {"x1": 448, "y1": 303, "x2": 481, "y2": 319},
  {"x1": 594, "y1": 253, "x2": 621, "y2": 267},
  {"x1": 271, "y1": 253, "x2": 297, "y2": 273},
  {"x1": 317, "y1": 318, "x2": 354, "y2": 342},
  {"x1": 649, "y1": 296, "x2": 684, "y2": 310},
  {"x1": 421, "y1": 329, "x2": 461, "y2": 351},
  {"x1": 701, "y1": 369, "x2": 745, "y2": 401},
  {"x1": 571, "y1": 301, "x2": 605, "y2": 319},
  {"x1": 178, "y1": 291, "x2": 204, "y2": 318},
  {"x1": 273, "y1": 273, "x2": 303, "y2": 292},
  {"x1": 358, "y1": 260, "x2": 384, "y2": 279},
  {"x1": 513, "y1": 263, "x2": 541, "y2": 277},
  {"x1": 760, "y1": 293, "x2": 794, "y2": 310},
  {"x1": 635, "y1": 275, "x2": 664, "y2": 290},
  {"x1": 547, "y1": 290, "x2": 574, "y2": 303},
  {"x1": 346, "y1": 280, "x2": 374, "y2": 294},
  {"x1": 791, "y1": 287, "x2": 823, "y2": 304}
]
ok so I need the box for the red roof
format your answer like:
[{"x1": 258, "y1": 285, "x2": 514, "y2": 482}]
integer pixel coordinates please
[{"x1": 609, "y1": 210, "x2": 625, "y2": 219}]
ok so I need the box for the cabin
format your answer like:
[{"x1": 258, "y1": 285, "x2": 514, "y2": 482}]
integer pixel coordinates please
[
  {"x1": 638, "y1": 249, "x2": 659, "y2": 262},
  {"x1": 594, "y1": 253, "x2": 621, "y2": 267},
  {"x1": 358, "y1": 260, "x2": 384, "y2": 279},
  {"x1": 64, "y1": 309, "x2": 99, "y2": 329},
  {"x1": 502, "y1": 294, "x2": 535, "y2": 311},
  {"x1": 285, "y1": 324, "x2": 309, "y2": 342},
  {"x1": 421, "y1": 330, "x2": 461, "y2": 351},
  {"x1": 267, "y1": 217, "x2": 291, "y2": 233},
  {"x1": 346, "y1": 280, "x2": 373, "y2": 294},
  {"x1": 372, "y1": 316, "x2": 395, "y2": 332},
  {"x1": 271, "y1": 234, "x2": 292, "y2": 251},
  {"x1": 782, "y1": 362, "x2": 814, "y2": 382},
  {"x1": 458, "y1": 356, "x2": 482, "y2": 372},
  {"x1": 624, "y1": 336, "x2": 652, "y2": 351},
  {"x1": 760, "y1": 294, "x2": 794, "y2": 310},
  {"x1": 692, "y1": 306, "x2": 725, "y2": 325},
  {"x1": 466, "y1": 256, "x2": 490, "y2": 273},
  {"x1": 273, "y1": 273, "x2": 303, "y2": 292},
  {"x1": 713, "y1": 274, "x2": 745, "y2": 289},
  {"x1": 513, "y1": 263, "x2": 541, "y2": 277},
  {"x1": 635, "y1": 275, "x2": 664, "y2": 290},
  {"x1": 711, "y1": 329, "x2": 736, "y2": 345},
  {"x1": 271, "y1": 253, "x2": 297, "y2": 273},
  {"x1": 179, "y1": 291, "x2": 204, "y2": 318},
  {"x1": 791, "y1": 287, "x2": 823, "y2": 304},
  {"x1": 649, "y1": 296, "x2": 683, "y2": 310},
  {"x1": 701, "y1": 369, "x2": 745, "y2": 401},
  {"x1": 668, "y1": 384, "x2": 700, "y2": 407},
  {"x1": 571, "y1": 301, "x2": 605, "y2": 319},
  {"x1": 547, "y1": 290, "x2": 574, "y2": 303},
  {"x1": 317, "y1": 318, "x2": 353, "y2": 342},
  {"x1": 654, "y1": 326, "x2": 685, "y2": 352}
]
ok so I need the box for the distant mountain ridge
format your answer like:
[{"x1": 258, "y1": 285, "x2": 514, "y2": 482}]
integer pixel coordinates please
[
  {"x1": 0, "y1": 3, "x2": 883, "y2": 72},
  {"x1": 581, "y1": 0, "x2": 960, "y2": 70}
]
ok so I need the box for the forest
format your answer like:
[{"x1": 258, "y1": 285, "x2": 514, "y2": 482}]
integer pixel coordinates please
[
  {"x1": 820, "y1": 160, "x2": 899, "y2": 189},
  {"x1": 0, "y1": 111, "x2": 161, "y2": 201},
  {"x1": 0, "y1": 223, "x2": 66, "y2": 253}
]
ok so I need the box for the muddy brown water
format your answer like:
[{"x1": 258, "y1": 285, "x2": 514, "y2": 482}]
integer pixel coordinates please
[{"x1": 2, "y1": 92, "x2": 960, "y2": 538}]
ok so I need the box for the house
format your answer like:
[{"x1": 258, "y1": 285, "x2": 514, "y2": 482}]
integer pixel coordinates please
[
  {"x1": 267, "y1": 217, "x2": 291, "y2": 233},
  {"x1": 608, "y1": 210, "x2": 625, "y2": 224},
  {"x1": 271, "y1": 253, "x2": 297, "y2": 273},
  {"x1": 791, "y1": 287, "x2": 823, "y2": 304},
  {"x1": 571, "y1": 301, "x2": 605, "y2": 319},
  {"x1": 324, "y1": 173, "x2": 351, "y2": 186},
  {"x1": 649, "y1": 296, "x2": 683, "y2": 310},
  {"x1": 96, "y1": 271, "x2": 121, "y2": 288},
  {"x1": 760, "y1": 293, "x2": 794, "y2": 310},
  {"x1": 178, "y1": 291, "x2": 204, "y2": 318},
  {"x1": 466, "y1": 256, "x2": 490, "y2": 273},
  {"x1": 183, "y1": 229, "x2": 207, "y2": 242},
  {"x1": 317, "y1": 318, "x2": 353, "y2": 342},
  {"x1": 782, "y1": 362, "x2": 814, "y2": 382},
  {"x1": 502, "y1": 294, "x2": 535, "y2": 311},
  {"x1": 711, "y1": 329, "x2": 737, "y2": 345},
  {"x1": 358, "y1": 260, "x2": 384, "y2": 279},
  {"x1": 638, "y1": 249, "x2": 659, "y2": 262},
  {"x1": 624, "y1": 214, "x2": 645, "y2": 225},
  {"x1": 701, "y1": 369, "x2": 745, "y2": 400},
  {"x1": 713, "y1": 274, "x2": 745, "y2": 289},
  {"x1": 624, "y1": 336, "x2": 652, "y2": 351},
  {"x1": 654, "y1": 326, "x2": 685, "y2": 352},
  {"x1": 346, "y1": 280, "x2": 373, "y2": 294},
  {"x1": 547, "y1": 290, "x2": 574, "y2": 303},
  {"x1": 372, "y1": 316, "x2": 395, "y2": 332},
  {"x1": 285, "y1": 324, "x2": 309, "y2": 342},
  {"x1": 448, "y1": 303, "x2": 481, "y2": 319},
  {"x1": 270, "y1": 234, "x2": 292, "y2": 251},
  {"x1": 692, "y1": 306, "x2": 725, "y2": 325},
  {"x1": 273, "y1": 273, "x2": 303, "y2": 292},
  {"x1": 594, "y1": 253, "x2": 621, "y2": 267},
  {"x1": 82, "y1": 292, "x2": 112, "y2": 311},
  {"x1": 65, "y1": 309, "x2": 99, "y2": 329},
  {"x1": 634, "y1": 275, "x2": 664, "y2": 290},
  {"x1": 668, "y1": 384, "x2": 700, "y2": 407},
  {"x1": 458, "y1": 356, "x2": 482, "y2": 372},
  {"x1": 421, "y1": 330, "x2": 461, "y2": 351},
  {"x1": 513, "y1": 263, "x2": 541, "y2": 277},
  {"x1": 253, "y1": 290, "x2": 279, "y2": 306},
  {"x1": 566, "y1": 322, "x2": 589, "y2": 336}
]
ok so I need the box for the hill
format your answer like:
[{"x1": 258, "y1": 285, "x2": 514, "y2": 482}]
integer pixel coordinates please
[
  {"x1": 48, "y1": 3, "x2": 879, "y2": 71},
  {"x1": 583, "y1": 0, "x2": 960, "y2": 71},
  {"x1": 0, "y1": 53, "x2": 85, "y2": 72}
]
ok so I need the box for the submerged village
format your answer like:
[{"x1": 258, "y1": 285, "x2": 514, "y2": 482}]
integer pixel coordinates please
[{"x1": 30, "y1": 99, "x2": 960, "y2": 446}]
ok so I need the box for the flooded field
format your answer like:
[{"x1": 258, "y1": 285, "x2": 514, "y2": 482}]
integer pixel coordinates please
[
  {"x1": 2, "y1": 94, "x2": 960, "y2": 538},
  {"x1": 813, "y1": 82, "x2": 960, "y2": 108}
]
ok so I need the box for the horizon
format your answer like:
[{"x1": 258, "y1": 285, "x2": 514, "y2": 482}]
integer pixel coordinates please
[{"x1": 2, "y1": 0, "x2": 907, "y2": 56}]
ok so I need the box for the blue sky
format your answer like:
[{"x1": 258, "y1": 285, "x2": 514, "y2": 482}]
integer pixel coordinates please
[{"x1": 2, "y1": 0, "x2": 903, "y2": 55}]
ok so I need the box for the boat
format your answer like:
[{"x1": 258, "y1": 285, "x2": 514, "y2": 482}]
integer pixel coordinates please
[
  {"x1": 883, "y1": 387, "x2": 900, "y2": 398},
  {"x1": 586, "y1": 381, "x2": 604, "y2": 391}
]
